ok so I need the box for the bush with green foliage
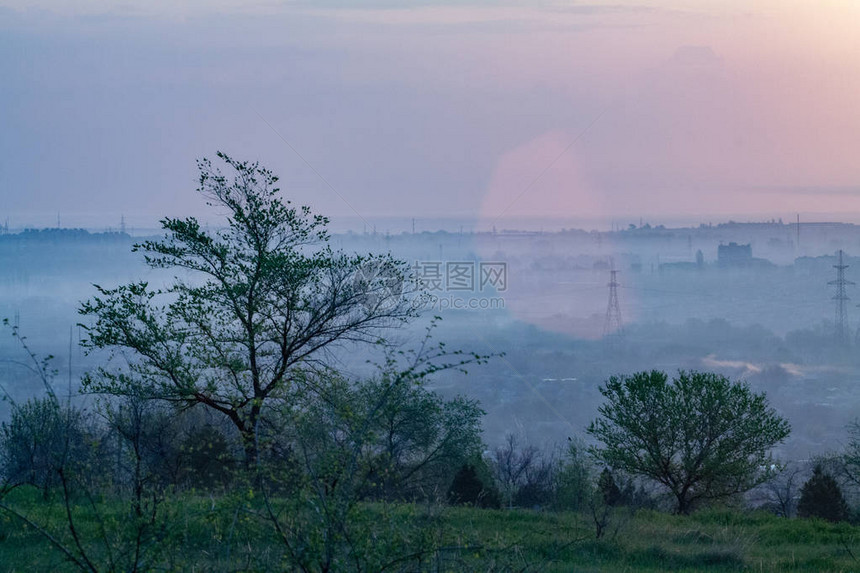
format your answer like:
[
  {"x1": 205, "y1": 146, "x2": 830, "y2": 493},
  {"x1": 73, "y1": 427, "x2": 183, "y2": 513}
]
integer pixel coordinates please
[
  {"x1": 554, "y1": 438, "x2": 593, "y2": 511},
  {"x1": 448, "y1": 464, "x2": 500, "y2": 508},
  {"x1": 797, "y1": 465, "x2": 849, "y2": 523},
  {"x1": 0, "y1": 397, "x2": 91, "y2": 496},
  {"x1": 355, "y1": 374, "x2": 485, "y2": 500},
  {"x1": 598, "y1": 468, "x2": 622, "y2": 506},
  {"x1": 178, "y1": 425, "x2": 237, "y2": 490}
]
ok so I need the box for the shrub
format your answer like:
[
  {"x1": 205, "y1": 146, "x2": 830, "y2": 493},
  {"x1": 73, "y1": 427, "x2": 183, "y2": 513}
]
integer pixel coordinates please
[
  {"x1": 0, "y1": 397, "x2": 91, "y2": 496},
  {"x1": 448, "y1": 464, "x2": 500, "y2": 508},
  {"x1": 554, "y1": 439, "x2": 591, "y2": 511},
  {"x1": 598, "y1": 468, "x2": 622, "y2": 506},
  {"x1": 797, "y1": 465, "x2": 849, "y2": 522},
  {"x1": 513, "y1": 481, "x2": 552, "y2": 509},
  {"x1": 178, "y1": 425, "x2": 237, "y2": 490}
]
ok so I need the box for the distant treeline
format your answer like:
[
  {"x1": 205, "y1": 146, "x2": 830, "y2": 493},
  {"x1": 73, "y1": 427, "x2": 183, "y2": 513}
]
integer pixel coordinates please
[{"x1": 0, "y1": 228, "x2": 135, "y2": 244}]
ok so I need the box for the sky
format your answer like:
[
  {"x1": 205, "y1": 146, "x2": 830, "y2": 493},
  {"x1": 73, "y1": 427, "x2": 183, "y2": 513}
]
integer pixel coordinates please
[{"x1": 2, "y1": 0, "x2": 860, "y2": 231}]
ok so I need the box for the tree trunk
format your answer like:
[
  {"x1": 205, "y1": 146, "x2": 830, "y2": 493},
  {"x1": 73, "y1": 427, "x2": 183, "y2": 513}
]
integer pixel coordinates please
[
  {"x1": 240, "y1": 428, "x2": 258, "y2": 470},
  {"x1": 239, "y1": 405, "x2": 262, "y2": 470}
]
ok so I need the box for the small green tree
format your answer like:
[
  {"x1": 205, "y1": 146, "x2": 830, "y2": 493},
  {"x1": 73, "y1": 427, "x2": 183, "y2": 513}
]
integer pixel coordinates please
[
  {"x1": 588, "y1": 370, "x2": 790, "y2": 514},
  {"x1": 797, "y1": 465, "x2": 849, "y2": 522},
  {"x1": 448, "y1": 464, "x2": 500, "y2": 507},
  {"x1": 448, "y1": 464, "x2": 482, "y2": 505},
  {"x1": 598, "y1": 468, "x2": 622, "y2": 506},
  {"x1": 554, "y1": 438, "x2": 592, "y2": 511}
]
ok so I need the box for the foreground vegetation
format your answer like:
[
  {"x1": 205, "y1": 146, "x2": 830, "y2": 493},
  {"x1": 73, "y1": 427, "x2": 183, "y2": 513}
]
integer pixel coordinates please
[
  {"x1": 0, "y1": 155, "x2": 849, "y2": 571},
  {"x1": 1, "y1": 490, "x2": 859, "y2": 572}
]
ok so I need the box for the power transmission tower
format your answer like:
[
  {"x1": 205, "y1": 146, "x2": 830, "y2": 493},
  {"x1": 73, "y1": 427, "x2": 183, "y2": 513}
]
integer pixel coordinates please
[
  {"x1": 604, "y1": 262, "x2": 624, "y2": 337},
  {"x1": 829, "y1": 249, "x2": 854, "y2": 344}
]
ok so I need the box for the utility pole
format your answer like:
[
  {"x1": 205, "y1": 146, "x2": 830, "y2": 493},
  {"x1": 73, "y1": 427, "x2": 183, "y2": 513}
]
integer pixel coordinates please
[
  {"x1": 603, "y1": 261, "x2": 624, "y2": 337},
  {"x1": 830, "y1": 249, "x2": 854, "y2": 344},
  {"x1": 796, "y1": 213, "x2": 800, "y2": 249}
]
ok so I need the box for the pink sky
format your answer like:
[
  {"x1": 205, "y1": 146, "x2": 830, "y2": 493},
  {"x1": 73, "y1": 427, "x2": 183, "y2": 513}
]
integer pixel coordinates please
[
  {"x1": 466, "y1": 1, "x2": 860, "y2": 225},
  {"x1": 2, "y1": 1, "x2": 859, "y2": 229}
]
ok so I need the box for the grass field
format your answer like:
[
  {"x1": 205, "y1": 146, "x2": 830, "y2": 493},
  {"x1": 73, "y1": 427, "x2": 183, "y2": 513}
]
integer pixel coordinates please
[{"x1": 1, "y1": 488, "x2": 859, "y2": 572}]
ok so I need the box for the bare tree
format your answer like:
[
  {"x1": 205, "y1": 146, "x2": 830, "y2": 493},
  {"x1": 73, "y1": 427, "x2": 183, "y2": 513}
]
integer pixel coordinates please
[
  {"x1": 492, "y1": 433, "x2": 543, "y2": 508},
  {"x1": 761, "y1": 462, "x2": 804, "y2": 517}
]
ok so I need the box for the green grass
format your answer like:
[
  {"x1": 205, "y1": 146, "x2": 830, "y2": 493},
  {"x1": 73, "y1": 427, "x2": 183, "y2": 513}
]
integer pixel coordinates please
[{"x1": 1, "y1": 489, "x2": 859, "y2": 572}]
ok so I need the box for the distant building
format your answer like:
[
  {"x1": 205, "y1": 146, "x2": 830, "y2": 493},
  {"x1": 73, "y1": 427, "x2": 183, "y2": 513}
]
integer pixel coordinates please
[
  {"x1": 658, "y1": 250, "x2": 705, "y2": 273},
  {"x1": 716, "y1": 242, "x2": 773, "y2": 269},
  {"x1": 718, "y1": 242, "x2": 752, "y2": 267}
]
